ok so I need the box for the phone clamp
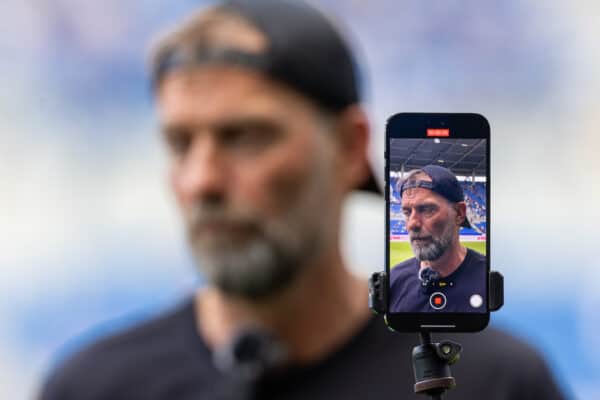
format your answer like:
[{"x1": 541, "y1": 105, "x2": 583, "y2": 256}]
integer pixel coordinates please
[
  {"x1": 368, "y1": 270, "x2": 503, "y2": 315},
  {"x1": 368, "y1": 271, "x2": 388, "y2": 315}
]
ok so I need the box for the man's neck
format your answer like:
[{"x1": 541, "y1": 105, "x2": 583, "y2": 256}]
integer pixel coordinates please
[
  {"x1": 420, "y1": 243, "x2": 467, "y2": 278},
  {"x1": 195, "y1": 249, "x2": 370, "y2": 364}
]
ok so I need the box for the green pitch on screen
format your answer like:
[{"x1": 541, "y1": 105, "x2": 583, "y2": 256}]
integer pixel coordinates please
[{"x1": 389, "y1": 241, "x2": 486, "y2": 268}]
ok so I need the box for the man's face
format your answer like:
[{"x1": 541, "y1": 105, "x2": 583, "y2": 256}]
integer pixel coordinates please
[
  {"x1": 401, "y1": 185, "x2": 459, "y2": 262},
  {"x1": 156, "y1": 66, "x2": 341, "y2": 299}
]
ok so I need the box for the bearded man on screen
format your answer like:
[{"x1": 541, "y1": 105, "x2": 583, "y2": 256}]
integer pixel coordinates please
[{"x1": 389, "y1": 165, "x2": 487, "y2": 313}]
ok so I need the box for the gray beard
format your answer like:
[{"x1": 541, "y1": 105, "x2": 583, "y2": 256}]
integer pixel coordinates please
[
  {"x1": 187, "y1": 148, "x2": 334, "y2": 300},
  {"x1": 409, "y1": 220, "x2": 456, "y2": 262},
  {"x1": 189, "y1": 211, "x2": 324, "y2": 300}
]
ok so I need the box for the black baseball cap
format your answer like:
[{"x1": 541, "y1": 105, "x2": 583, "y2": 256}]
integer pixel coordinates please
[
  {"x1": 152, "y1": 0, "x2": 381, "y2": 194},
  {"x1": 154, "y1": 0, "x2": 360, "y2": 112},
  {"x1": 400, "y1": 165, "x2": 473, "y2": 228}
]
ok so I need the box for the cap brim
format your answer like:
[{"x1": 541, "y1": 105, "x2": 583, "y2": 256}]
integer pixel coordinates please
[
  {"x1": 355, "y1": 166, "x2": 381, "y2": 195},
  {"x1": 461, "y1": 218, "x2": 473, "y2": 229}
]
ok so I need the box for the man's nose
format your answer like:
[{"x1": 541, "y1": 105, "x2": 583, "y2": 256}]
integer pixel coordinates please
[
  {"x1": 406, "y1": 210, "x2": 421, "y2": 232},
  {"x1": 176, "y1": 137, "x2": 227, "y2": 204}
]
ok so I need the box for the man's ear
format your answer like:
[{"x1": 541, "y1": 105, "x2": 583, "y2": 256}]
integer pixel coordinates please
[
  {"x1": 456, "y1": 202, "x2": 468, "y2": 226},
  {"x1": 331, "y1": 105, "x2": 371, "y2": 193}
]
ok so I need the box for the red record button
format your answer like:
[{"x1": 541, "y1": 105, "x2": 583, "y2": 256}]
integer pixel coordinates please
[{"x1": 429, "y1": 292, "x2": 447, "y2": 310}]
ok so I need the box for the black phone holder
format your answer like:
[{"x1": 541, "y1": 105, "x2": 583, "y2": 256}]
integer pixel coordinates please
[{"x1": 369, "y1": 270, "x2": 503, "y2": 399}]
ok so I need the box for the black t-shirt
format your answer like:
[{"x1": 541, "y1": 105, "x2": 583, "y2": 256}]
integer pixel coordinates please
[
  {"x1": 40, "y1": 297, "x2": 567, "y2": 400},
  {"x1": 390, "y1": 248, "x2": 487, "y2": 313}
]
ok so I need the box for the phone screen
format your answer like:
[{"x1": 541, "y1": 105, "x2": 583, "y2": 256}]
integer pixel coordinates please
[{"x1": 385, "y1": 113, "x2": 490, "y2": 332}]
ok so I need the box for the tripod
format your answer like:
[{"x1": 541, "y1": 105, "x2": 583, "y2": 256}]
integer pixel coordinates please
[{"x1": 411, "y1": 332, "x2": 462, "y2": 400}]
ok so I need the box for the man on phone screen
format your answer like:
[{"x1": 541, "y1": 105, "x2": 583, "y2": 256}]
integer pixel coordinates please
[
  {"x1": 390, "y1": 165, "x2": 487, "y2": 313},
  {"x1": 40, "y1": 1, "x2": 567, "y2": 399}
]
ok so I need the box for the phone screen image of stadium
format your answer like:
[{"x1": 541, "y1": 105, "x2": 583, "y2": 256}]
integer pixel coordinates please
[{"x1": 389, "y1": 138, "x2": 487, "y2": 266}]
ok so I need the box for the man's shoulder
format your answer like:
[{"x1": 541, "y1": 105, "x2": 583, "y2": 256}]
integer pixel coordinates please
[
  {"x1": 388, "y1": 257, "x2": 420, "y2": 312},
  {"x1": 452, "y1": 327, "x2": 544, "y2": 362},
  {"x1": 390, "y1": 256, "x2": 417, "y2": 282},
  {"x1": 40, "y1": 298, "x2": 205, "y2": 399},
  {"x1": 69, "y1": 298, "x2": 196, "y2": 362},
  {"x1": 448, "y1": 328, "x2": 567, "y2": 399},
  {"x1": 466, "y1": 247, "x2": 486, "y2": 265}
]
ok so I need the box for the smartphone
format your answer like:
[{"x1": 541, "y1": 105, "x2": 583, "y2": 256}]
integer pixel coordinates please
[{"x1": 385, "y1": 113, "x2": 490, "y2": 332}]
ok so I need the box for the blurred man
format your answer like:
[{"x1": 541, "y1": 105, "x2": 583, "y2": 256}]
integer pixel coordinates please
[
  {"x1": 390, "y1": 165, "x2": 487, "y2": 312},
  {"x1": 40, "y1": 1, "x2": 566, "y2": 399}
]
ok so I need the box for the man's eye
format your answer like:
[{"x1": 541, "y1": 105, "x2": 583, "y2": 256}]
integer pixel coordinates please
[
  {"x1": 221, "y1": 127, "x2": 256, "y2": 146},
  {"x1": 402, "y1": 209, "x2": 411, "y2": 217},
  {"x1": 165, "y1": 134, "x2": 191, "y2": 156},
  {"x1": 420, "y1": 205, "x2": 436, "y2": 215},
  {"x1": 220, "y1": 122, "x2": 282, "y2": 151}
]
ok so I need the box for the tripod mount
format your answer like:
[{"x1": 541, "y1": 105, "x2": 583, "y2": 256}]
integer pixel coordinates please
[{"x1": 411, "y1": 331, "x2": 461, "y2": 399}]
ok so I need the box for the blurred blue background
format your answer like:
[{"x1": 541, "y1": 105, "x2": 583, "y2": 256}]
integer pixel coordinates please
[{"x1": 2, "y1": 1, "x2": 598, "y2": 398}]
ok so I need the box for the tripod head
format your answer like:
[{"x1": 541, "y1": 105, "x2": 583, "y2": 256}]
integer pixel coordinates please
[{"x1": 411, "y1": 332, "x2": 462, "y2": 399}]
